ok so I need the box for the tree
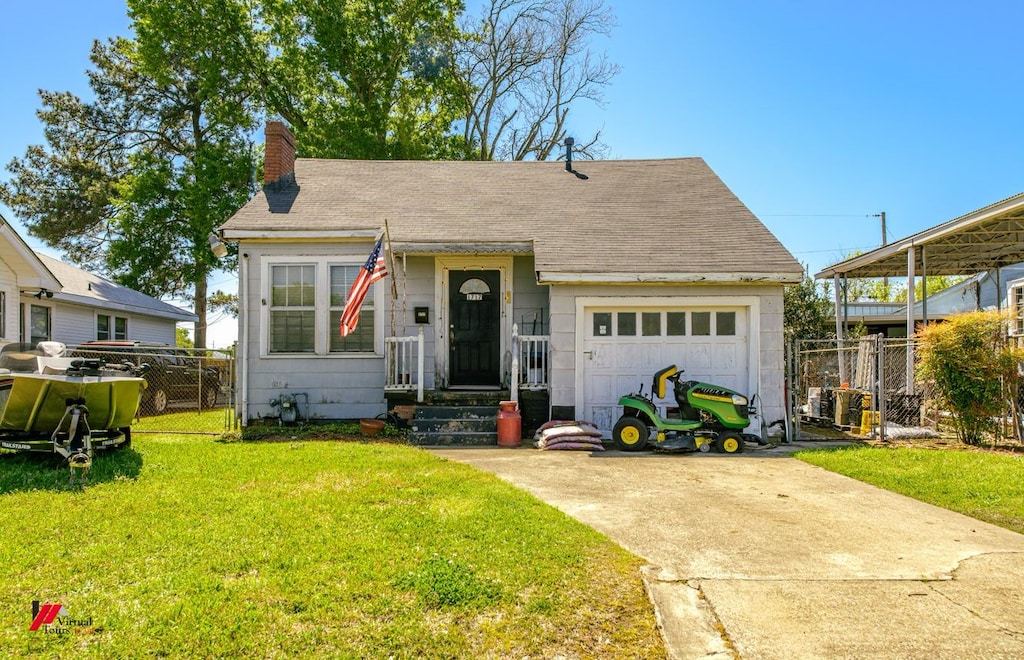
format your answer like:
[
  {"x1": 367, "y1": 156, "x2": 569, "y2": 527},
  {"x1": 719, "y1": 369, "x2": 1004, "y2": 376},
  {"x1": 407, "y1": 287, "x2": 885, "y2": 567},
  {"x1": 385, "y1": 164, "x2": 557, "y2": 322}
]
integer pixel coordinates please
[
  {"x1": 176, "y1": 326, "x2": 195, "y2": 348},
  {"x1": 916, "y1": 310, "x2": 1024, "y2": 445},
  {"x1": 838, "y1": 251, "x2": 964, "y2": 302},
  {"x1": 0, "y1": 0, "x2": 257, "y2": 348},
  {"x1": 453, "y1": 0, "x2": 619, "y2": 161},
  {"x1": 784, "y1": 271, "x2": 835, "y2": 345},
  {"x1": 257, "y1": 0, "x2": 467, "y2": 159}
]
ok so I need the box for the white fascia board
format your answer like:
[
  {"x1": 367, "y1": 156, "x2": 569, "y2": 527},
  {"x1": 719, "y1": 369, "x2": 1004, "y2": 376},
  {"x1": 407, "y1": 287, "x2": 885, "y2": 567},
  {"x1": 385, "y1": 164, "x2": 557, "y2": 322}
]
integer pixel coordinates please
[
  {"x1": 220, "y1": 229, "x2": 379, "y2": 240},
  {"x1": 537, "y1": 271, "x2": 804, "y2": 284},
  {"x1": 0, "y1": 225, "x2": 61, "y2": 290}
]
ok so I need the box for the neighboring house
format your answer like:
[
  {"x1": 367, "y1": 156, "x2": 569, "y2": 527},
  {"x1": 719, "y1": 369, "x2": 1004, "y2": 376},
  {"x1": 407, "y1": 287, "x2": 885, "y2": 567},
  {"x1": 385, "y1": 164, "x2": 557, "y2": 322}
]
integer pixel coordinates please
[
  {"x1": 36, "y1": 254, "x2": 197, "y2": 346},
  {"x1": 0, "y1": 212, "x2": 196, "y2": 347},
  {"x1": 836, "y1": 264, "x2": 1024, "y2": 337},
  {"x1": 219, "y1": 122, "x2": 803, "y2": 434}
]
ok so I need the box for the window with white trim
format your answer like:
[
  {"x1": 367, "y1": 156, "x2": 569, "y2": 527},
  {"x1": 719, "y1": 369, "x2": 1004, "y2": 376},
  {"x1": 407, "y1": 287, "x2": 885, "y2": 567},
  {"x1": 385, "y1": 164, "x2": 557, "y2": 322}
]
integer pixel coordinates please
[
  {"x1": 266, "y1": 259, "x2": 379, "y2": 355},
  {"x1": 329, "y1": 265, "x2": 374, "y2": 353},
  {"x1": 269, "y1": 264, "x2": 316, "y2": 353},
  {"x1": 97, "y1": 314, "x2": 128, "y2": 340},
  {"x1": 1011, "y1": 282, "x2": 1024, "y2": 337}
]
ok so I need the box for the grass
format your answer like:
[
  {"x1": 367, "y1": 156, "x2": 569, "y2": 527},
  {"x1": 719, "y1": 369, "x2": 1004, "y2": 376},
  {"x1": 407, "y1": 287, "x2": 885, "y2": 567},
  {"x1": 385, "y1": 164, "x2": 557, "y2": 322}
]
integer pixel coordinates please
[
  {"x1": 0, "y1": 434, "x2": 663, "y2": 658},
  {"x1": 796, "y1": 445, "x2": 1024, "y2": 534}
]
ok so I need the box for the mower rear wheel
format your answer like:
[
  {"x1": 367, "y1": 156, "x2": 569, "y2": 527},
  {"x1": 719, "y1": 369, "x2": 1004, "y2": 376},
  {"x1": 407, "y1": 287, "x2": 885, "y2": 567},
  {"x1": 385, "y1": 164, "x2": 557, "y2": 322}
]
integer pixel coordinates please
[
  {"x1": 612, "y1": 416, "x2": 649, "y2": 452},
  {"x1": 716, "y1": 431, "x2": 744, "y2": 454}
]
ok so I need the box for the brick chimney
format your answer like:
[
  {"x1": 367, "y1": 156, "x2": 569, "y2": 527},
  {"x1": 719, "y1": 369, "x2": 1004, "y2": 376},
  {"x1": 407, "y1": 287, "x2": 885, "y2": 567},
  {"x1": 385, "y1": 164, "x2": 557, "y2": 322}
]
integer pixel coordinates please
[{"x1": 264, "y1": 121, "x2": 296, "y2": 187}]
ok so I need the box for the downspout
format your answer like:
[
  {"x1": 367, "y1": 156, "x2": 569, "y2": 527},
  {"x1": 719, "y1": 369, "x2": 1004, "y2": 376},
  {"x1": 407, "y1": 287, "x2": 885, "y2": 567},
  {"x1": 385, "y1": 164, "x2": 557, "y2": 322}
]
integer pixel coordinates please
[{"x1": 239, "y1": 251, "x2": 249, "y2": 426}]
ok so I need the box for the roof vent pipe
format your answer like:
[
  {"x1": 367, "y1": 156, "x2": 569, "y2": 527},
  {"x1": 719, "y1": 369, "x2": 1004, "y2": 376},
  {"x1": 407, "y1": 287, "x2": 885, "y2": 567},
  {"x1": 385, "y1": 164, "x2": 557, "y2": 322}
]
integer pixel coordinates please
[{"x1": 564, "y1": 136, "x2": 574, "y2": 172}]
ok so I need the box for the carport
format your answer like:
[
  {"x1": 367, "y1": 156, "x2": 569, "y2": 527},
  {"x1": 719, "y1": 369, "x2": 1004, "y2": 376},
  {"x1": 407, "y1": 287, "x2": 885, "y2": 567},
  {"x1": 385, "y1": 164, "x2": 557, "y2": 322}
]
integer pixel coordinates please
[{"x1": 815, "y1": 193, "x2": 1024, "y2": 385}]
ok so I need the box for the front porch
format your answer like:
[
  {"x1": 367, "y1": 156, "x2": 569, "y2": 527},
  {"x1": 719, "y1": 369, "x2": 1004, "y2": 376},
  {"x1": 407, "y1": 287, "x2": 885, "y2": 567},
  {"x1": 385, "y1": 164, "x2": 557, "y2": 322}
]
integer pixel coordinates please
[{"x1": 384, "y1": 324, "x2": 551, "y2": 444}]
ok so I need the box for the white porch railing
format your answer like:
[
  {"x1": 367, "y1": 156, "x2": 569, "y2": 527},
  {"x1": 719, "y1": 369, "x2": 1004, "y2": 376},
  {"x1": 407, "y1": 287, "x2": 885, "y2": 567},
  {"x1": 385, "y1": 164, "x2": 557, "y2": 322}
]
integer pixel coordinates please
[
  {"x1": 384, "y1": 326, "x2": 424, "y2": 402},
  {"x1": 511, "y1": 322, "x2": 550, "y2": 404}
]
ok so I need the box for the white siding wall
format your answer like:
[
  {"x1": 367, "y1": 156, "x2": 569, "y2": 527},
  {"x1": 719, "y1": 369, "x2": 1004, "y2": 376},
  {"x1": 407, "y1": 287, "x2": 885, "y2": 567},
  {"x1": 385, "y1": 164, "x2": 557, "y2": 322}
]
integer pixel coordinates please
[
  {"x1": 383, "y1": 255, "x2": 437, "y2": 388},
  {"x1": 512, "y1": 255, "x2": 548, "y2": 334},
  {"x1": 239, "y1": 240, "x2": 392, "y2": 422},
  {"x1": 51, "y1": 303, "x2": 179, "y2": 347},
  {"x1": 237, "y1": 241, "x2": 788, "y2": 425},
  {"x1": 0, "y1": 260, "x2": 17, "y2": 342},
  {"x1": 548, "y1": 283, "x2": 787, "y2": 426}
]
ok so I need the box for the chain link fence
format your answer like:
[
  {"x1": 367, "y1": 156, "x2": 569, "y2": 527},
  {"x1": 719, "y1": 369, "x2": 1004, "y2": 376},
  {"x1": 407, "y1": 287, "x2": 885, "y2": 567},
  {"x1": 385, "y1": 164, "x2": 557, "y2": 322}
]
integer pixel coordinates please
[
  {"x1": 791, "y1": 336, "x2": 934, "y2": 442},
  {"x1": 793, "y1": 335, "x2": 1024, "y2": 444},
  {"x1": 68, "y1": 345, "x2": 235, "y2": 434}
]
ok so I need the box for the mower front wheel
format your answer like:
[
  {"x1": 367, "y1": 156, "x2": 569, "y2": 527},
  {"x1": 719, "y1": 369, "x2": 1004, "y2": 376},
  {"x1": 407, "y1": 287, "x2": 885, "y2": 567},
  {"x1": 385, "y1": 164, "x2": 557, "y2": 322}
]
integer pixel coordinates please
[
  {"x1": 715, "y1": 431, "x2": 744, "y2": 454},
  {"x1": 613, "y1": 416, "x2": 650, "y2": 452}
]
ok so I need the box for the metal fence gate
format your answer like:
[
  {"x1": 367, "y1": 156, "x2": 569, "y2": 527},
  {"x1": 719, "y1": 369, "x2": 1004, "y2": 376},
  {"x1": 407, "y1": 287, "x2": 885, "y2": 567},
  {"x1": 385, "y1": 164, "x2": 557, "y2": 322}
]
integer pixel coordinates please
[{"x1": 790, "y1": 335, "x2": 930, "y2": 442}]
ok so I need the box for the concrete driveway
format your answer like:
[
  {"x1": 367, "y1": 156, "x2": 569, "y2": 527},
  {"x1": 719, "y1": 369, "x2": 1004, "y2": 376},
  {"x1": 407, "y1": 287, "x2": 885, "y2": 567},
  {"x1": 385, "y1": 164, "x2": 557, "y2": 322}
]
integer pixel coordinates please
[{"x1": 430, "y1": 444, "x2": 1024, "y2": 659}]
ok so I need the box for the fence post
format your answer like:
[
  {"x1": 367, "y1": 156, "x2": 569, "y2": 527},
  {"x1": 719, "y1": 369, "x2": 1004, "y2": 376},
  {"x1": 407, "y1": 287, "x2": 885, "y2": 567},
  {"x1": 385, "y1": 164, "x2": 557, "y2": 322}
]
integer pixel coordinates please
[
  {"x1": 785, "y1": 339, "x2": 796, "y2": 443},
  {"x1": 876, "y1": 334, "x2": 886, "y2": 443}
]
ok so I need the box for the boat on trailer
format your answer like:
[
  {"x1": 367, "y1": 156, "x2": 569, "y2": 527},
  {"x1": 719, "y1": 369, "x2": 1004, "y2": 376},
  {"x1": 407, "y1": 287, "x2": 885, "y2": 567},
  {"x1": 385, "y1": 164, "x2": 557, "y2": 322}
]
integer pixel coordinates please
[{"x1": 0, "y1": 342, "x2": 147, "y2": 478}]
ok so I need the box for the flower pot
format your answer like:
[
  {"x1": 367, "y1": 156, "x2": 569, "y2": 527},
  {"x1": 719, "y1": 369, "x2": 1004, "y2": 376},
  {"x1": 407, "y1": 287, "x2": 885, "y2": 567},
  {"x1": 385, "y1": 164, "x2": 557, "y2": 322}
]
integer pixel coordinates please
[{"x1": 360, "y1": 418, "x2": 385, "y2": 436}]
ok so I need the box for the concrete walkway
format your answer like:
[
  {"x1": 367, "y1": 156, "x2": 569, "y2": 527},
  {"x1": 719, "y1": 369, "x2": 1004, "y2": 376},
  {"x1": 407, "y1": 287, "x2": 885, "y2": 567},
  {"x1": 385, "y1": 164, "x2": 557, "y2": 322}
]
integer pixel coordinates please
[{"x1": 430, "y1": 444, "x2": 1024, "y2": 659}]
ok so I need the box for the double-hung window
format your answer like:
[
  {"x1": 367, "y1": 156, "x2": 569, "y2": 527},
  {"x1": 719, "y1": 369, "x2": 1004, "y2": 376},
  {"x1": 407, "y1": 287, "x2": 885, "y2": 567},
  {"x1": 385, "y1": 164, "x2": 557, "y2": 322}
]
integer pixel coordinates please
[
  {"x1": 1010, "y1": 281, "x2": 1024, "y2": 337},
  {"x1": 270, "y1": 264, "x2": 316, "y2": 353},
  {"x1": 329, "y1": 265, "x2": 375, "y2": 353},
  {"x1": 267, "y1": 259, "x2": 379, "y2": 355}
]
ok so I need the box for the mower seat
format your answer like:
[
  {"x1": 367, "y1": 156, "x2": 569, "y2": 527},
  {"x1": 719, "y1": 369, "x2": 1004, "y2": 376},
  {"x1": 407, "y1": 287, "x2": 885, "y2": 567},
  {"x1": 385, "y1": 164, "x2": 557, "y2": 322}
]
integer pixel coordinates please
[{"x1": 652, "y1": 365, "x2": 678, "y2": 399}]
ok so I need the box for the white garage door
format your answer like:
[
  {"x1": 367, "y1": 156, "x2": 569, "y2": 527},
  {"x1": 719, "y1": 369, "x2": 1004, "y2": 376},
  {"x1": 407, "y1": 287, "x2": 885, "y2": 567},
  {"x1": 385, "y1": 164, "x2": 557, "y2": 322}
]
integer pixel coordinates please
[{"x1": 582, "y1": 307, "x2": 749, "y2": 435}]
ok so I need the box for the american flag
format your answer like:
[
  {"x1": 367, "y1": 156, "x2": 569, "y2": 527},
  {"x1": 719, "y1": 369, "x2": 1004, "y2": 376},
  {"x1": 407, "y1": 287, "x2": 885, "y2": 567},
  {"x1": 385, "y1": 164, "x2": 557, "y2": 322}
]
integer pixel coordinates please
[{"x1": 339, "y1": 237, "x2": 389, "y2": 337}]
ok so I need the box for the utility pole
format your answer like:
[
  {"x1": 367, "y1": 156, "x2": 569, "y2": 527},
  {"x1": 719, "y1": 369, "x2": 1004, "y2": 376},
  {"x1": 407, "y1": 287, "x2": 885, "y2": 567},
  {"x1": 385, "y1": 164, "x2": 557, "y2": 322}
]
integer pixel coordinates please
[{"x1": 872, "y1": 211, "x2": 887, "y2": 289}]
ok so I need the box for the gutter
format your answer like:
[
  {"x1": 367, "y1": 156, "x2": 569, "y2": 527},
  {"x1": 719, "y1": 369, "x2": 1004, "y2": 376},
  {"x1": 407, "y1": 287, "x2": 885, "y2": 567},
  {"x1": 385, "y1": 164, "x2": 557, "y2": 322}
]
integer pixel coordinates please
[{"x1": 536, "y1": 271, "x2": 804, "y2": 284}]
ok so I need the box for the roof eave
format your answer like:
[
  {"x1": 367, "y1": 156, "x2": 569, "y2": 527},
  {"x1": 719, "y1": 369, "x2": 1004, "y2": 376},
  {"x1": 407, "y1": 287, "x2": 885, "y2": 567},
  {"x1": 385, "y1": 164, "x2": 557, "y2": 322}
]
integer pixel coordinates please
[
  {"x1": 536, "y1": 271, "x2": 803, "y2": 284},
  {"x1": 815, "y1": 192, "x2": 1024, "y2": 279}
]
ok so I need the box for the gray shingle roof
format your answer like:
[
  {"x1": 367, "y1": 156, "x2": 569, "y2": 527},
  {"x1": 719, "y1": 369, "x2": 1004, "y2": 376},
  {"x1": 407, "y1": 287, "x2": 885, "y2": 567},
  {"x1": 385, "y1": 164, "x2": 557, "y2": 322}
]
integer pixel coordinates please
[
  {"x1": 221, "y1": 158, "x2": 802, "y2": 283},
  {"x1": 37, "y1": 254, "x2": 198, "y2": 322}
]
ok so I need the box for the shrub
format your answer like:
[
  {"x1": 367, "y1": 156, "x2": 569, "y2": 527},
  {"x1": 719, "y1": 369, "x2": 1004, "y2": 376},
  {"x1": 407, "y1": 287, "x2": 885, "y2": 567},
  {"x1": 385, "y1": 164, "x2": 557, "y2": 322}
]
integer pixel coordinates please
[{"x1": 916, "y1": 311, "x2": 1024, "y2": 445}]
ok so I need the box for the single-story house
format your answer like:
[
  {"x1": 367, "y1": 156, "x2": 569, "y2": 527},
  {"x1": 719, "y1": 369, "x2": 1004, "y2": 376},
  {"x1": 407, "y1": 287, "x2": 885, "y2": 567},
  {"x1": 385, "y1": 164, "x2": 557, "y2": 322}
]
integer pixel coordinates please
[
  {"x1": 219, "y1": 122, "x2": 803, "y2": 435},
  {"x1": 0, "y1": 212, "x2": 197, "y2": 347}
]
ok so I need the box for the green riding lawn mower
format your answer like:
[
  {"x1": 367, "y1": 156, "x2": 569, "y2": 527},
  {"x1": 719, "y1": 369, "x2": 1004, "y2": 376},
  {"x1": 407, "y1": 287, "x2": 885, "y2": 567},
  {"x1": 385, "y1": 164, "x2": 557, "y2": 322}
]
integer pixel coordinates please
[{"x1": 611, "y1": 365, "x2": 767, "y2": 453}]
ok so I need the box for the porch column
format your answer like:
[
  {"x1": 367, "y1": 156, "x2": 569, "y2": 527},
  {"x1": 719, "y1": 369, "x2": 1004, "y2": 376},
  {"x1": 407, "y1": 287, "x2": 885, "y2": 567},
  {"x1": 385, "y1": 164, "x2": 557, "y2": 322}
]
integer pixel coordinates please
[
  {"x1": 834, "y1": 273, "x2": 847, "y2": 385},
  {"x1": 906, "y1": 246, "x2": 915, "y2": 394}
]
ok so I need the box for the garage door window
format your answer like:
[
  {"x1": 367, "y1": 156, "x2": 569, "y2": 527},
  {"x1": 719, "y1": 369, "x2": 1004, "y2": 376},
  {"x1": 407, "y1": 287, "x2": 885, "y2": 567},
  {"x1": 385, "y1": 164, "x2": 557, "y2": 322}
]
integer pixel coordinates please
[
  {"x1": 717, "y1": 311, "x2": 736, "y2": 336},
  {"x1": 593, "y1": 312, "x2": 612, "y2": 336},
  {"x1": 692, "y1": 311, "x2": 711, "y2": 336},
  {"x1": 667, "y1": 312, "x2": 686, "y2": 335},
  {"x1": 642, "y1": 312, "x2": 661, "y2": 336},
  {"x1": 617, "y1": 312, "x2": 636, "y2": 336}
]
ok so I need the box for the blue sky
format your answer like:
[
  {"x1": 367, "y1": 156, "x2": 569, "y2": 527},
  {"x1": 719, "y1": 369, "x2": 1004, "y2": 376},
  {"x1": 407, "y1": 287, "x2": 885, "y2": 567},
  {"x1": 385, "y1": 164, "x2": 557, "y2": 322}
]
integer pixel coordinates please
[{"x1": 2, "y1": 1, "x2": 1022, "y2": 345}]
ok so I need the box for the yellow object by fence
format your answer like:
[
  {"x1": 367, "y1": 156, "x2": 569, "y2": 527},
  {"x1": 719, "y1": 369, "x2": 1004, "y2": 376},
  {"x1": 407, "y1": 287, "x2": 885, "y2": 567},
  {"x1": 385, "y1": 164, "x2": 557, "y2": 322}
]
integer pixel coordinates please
[{"x1": 860, "y1": 410, "x2": 881, "y2": 435}]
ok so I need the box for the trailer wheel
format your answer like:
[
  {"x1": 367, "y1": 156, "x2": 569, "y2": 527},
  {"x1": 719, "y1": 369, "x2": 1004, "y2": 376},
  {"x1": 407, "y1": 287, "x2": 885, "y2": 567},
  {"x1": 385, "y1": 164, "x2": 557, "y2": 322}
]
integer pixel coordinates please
[
  {"x1": 716, "y1": 431, "x2": 743, "y2": 454},
  {"x1": 613, "y1": 416, "x2": 649, "y2": 451}
]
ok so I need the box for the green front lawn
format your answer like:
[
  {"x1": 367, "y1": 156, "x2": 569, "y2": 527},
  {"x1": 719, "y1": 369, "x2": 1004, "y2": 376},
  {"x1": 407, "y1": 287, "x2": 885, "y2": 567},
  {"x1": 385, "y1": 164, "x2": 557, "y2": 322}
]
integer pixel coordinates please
[
  {"x1": 0, "y1": 436, "x2": 663, "y2": 658},
  {"x1": 796, "y1": 445, "x2": 1024, "y2": 534}
]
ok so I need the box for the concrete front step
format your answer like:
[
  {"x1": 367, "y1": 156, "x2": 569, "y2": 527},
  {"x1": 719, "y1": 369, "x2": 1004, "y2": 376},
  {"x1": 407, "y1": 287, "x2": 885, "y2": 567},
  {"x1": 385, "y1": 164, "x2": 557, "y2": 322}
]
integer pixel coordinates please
[
  {"x1": 408, "y1": 430, "x2": 498, "y2": 446},
  {"x1": 408, "y1": 404, "x2": 501, "y2": 446}
]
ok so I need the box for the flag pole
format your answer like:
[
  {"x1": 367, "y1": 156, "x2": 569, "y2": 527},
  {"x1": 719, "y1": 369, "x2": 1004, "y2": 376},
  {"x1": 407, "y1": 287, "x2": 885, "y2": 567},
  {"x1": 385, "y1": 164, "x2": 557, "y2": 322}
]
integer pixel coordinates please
[{"x1": 383, "y1": 218, "x2": 397, "y2": 337}]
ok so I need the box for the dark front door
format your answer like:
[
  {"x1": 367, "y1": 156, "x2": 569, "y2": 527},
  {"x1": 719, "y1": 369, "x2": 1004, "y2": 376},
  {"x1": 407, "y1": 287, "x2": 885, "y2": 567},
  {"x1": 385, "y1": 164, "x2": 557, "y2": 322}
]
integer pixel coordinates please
[{"x1": 449, "y1": 270, "x2": 500, "y2": 386}]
